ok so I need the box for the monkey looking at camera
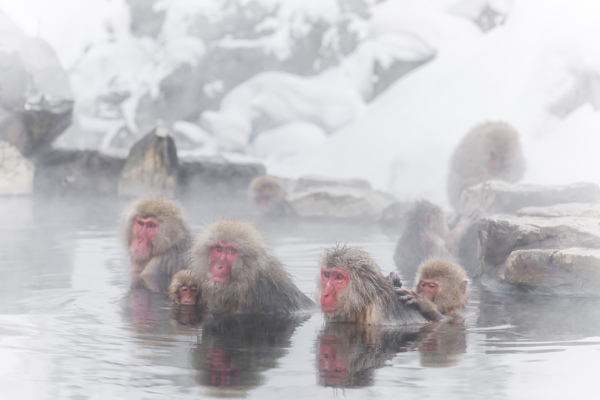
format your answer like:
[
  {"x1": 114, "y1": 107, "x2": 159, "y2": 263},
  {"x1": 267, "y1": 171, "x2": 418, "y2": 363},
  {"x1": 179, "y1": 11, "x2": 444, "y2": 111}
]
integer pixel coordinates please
[{"x1": 122, "y1": 197, "x2": 192, "y2": 277}]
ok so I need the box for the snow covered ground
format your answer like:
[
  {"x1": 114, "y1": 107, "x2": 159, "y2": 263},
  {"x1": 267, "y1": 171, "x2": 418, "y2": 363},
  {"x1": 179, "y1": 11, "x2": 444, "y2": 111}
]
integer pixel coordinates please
[{"x1": 2, "y1": 0, "x2": 600, "y2": 209}]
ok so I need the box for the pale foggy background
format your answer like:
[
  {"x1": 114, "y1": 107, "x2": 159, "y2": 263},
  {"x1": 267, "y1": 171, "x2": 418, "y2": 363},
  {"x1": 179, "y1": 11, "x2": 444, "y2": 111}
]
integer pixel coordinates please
[{"x1": 2, "y1": 0, "x2": 599, "y2": 209}]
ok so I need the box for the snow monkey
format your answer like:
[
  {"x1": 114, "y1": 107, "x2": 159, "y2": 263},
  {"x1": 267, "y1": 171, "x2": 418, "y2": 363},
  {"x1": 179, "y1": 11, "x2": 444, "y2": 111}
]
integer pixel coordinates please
[
  {"x1": 447, "y1": 122, "x2": 526, "y2": 210},
  {"x1": 397, "y1": 259, "x2": 470, "y2": 322},
  {"x1": 248, "y1": 175, "x2": 295, "y2": 217},
  {"x1": 393, "y1": 199, "x2": 480, "y2": 280},
  {"x1": 189, "y1": 219, "x2": 314, "y2": 314},
  {"x1": 169, "y1": 270, "x2": 201, "y2": 306},
  {"x1": 319, "y1": 245, "x2": 427, "y2": 325},
  {"x1": 122, "y1": 197, "x2": 193, "y2": 277}
]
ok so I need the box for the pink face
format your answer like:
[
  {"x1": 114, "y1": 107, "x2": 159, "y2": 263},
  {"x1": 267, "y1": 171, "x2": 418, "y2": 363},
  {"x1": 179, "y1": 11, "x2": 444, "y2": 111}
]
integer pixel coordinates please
[
  {"x1": 320, "y1": 267, "x2": 350, "y2": 313},
  {"x1": 417, "y1": 279, "x2": 439, "y2": 301},
  {"x1": 209, "y1": 242, "x2": 240, "y2": 283},
  {"x1": 178, "y1": 284, "x2": 199, "y2": 305},
  {"x1": 318, "y1": 335, "x2": 349, "y2": 386},
  {"x1": 131, "y1": 217, "x2": 159, "y2": 261}
]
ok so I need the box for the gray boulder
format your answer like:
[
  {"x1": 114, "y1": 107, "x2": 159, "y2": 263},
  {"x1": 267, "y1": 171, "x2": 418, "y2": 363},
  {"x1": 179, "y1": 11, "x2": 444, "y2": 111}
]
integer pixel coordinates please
[
  {"x1": 179, "y1": 156, "x2": 265, "y2": 200},
  {"x1": 287, "y1": 185, "x2": 396, "y2": 220},
  {"x1": 459, "y1": 181, "x2": 600, "y2": 214},
  {"x1": 517, "y1": 203, "x2": 600, "y2": 218},
  {"x1": 118, "y1": 127, "x2": 179, "y2": 198},
  {"x1": 34, "y1": 148, "x2": 124, "y2": 196},
  {"x1": 479, "y1": 214, "x2": 600, "y2": 295}
]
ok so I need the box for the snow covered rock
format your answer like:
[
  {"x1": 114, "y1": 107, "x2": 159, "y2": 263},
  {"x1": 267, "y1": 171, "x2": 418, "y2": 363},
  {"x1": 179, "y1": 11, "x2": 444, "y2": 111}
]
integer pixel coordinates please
[{"x1": 460, "y1": 181, "x2": 600, "y2": 214}]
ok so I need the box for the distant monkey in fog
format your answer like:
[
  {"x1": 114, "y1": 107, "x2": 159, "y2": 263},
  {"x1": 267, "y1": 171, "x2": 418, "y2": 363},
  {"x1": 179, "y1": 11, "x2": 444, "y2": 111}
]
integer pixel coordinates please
[
  {"x1": 397, "y1": 259, "x2": 470, "y2": 322},
  {"x1": 248, "y1": 175, "x2": 295, "y2": 217},
  {"x1": 447, "y1": 122, "x2": 525, "y2": 210},
  {"x1": 189, "y1": 219, "x2": 314, "y2": 314},
  {"x1": 122, "y1": 197, "x2": 192, "y2": 277},
  {"x1": 319, "y1": 245, "x2": 427, "y2": 325},
  {"x1": 393, "y1": 200, "x2": 479, "y2": 280},
  {"x1": 169, "y1": 270, "x2": 201, "y2": 306}
]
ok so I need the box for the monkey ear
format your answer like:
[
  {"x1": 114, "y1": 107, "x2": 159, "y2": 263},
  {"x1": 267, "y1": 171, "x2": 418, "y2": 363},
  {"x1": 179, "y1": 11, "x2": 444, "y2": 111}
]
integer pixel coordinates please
[{"x1": 460, "y1": 279, "x2": 468, "y2": 294}]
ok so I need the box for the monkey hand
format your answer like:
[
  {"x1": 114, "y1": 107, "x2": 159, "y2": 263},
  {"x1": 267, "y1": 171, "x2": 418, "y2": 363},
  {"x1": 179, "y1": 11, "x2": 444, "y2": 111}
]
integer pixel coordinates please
[
  {"x1": 396, "y1": 289, "x2": 419, "y2": 305},
  {"x1": 387, "y1": 272, "x2": 403, "y2": 289}
]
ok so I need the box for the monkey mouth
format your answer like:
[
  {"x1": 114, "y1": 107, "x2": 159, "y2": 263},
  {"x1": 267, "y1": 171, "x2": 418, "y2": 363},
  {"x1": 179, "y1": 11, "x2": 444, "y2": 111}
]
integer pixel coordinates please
[
  {"x1": 321, "y1": 305, "x2": 337, "y2": 313},
  {"x1": 211, "y1": 276, "x2": 229, "y2": 284}
]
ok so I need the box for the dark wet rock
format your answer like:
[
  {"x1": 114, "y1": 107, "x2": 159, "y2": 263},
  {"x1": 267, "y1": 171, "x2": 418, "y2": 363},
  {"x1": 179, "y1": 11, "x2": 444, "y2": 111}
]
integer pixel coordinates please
[
  {"x1": 118, "y1": 127, "x2": 179, "y2": 198},
  {"x1": 33, "y1": 148, "x2": 125, "y2": 196},
  {"x1": 460, "y1": 181, "x2": 600, "y2": 214},
  {"x1": 0, "y1": 141, "x2": 34, "y2": 195},
  {"x1": 478, "y1": 214, "x2": 600, "y2": 295},
  {"x1": 287, "y1": 185, "x2": 396, "y2": 220},
  {"x1": 1, "y1": 96, "x2": 74, "y2": 157},
  {"x1": 517, "y1": 203, "x2": 600, "y2": 218},
  {"x1": 0, "y1": 18, "x2": 75, "y2": 154},
  {"x1": 179, "y1": 156, "x2": 265, "y2": 200}
]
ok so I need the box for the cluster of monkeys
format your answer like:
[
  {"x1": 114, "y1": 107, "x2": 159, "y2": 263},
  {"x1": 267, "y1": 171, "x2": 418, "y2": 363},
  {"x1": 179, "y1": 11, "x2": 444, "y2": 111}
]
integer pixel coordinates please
[
  {"x1": 124, "y1": 196, "x2": 469, "y2": 325},
  {"x1": 123, "y1": 121, "x2": 525, "y2": 326}
]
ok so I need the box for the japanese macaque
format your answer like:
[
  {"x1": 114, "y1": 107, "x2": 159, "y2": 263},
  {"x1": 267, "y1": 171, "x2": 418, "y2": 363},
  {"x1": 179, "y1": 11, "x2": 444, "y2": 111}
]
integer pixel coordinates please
[
  {"x1": 447, "y1": 122, "x2": 526, "y2": 210},
  {"x1": 248, "y1": 175, "x2": 295, "y2": 217},
  {"x1": 189, "y1": 219, "x2": 314, "y2": 314},
  {"x1": 169, "y1": 270, "x2": 201, "y2": 306},
  {"x1": 319, "y1": 245, "x2": 427, "y2": 325},
  {"x1": 398, "y1": 259, "x2": 470, "y2": 322},
  {"x1": 393, "y1": 200, "x2": 480, "y2": 280},
  {"x1": 122, "y1": 197, "x2": 193, "y2": 277}
]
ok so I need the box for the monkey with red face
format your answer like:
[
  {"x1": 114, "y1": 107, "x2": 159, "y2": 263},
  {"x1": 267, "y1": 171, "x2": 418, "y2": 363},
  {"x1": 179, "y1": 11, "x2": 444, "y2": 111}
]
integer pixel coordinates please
[
  {"x1": 122, "y1": 197, "x2": 193, "y2": 278},
  {"x1": 189, "y1": 219, "x2": 314, "y2": 314},
  {"x1": 397, "y1": 259, "x2": 470, "y2": 322},
  {"x1": 319, "y1": 245, "x2": 427, "y2": 325}
]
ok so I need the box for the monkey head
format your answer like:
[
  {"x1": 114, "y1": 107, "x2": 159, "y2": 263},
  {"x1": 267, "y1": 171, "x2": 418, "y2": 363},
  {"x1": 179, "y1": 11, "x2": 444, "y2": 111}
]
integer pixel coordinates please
[
  {"x1": 122, "y1": 197, "x2": 191, "y2": 263},
  {"x1": 192, "y1": 219, "x2": 267, "y2": 287},
  {"x1": 169, "y1": 270, "x2": 201, "y2": 306},
  {"x1": 249, "y1": 175, "x2": 285, "y2": 213},
  {"x1": 319, "y1": 245, "x2": 392, "y2": 321},
  {"x1": 415, "y1": 259, "x2": 469, "y2": 314}
]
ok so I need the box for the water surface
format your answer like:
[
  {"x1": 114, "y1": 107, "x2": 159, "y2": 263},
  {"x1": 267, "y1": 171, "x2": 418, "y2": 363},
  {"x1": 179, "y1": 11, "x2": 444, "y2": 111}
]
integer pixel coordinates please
[{"x1": 1, "y1": 197, "x2": 599, "y2": 399}]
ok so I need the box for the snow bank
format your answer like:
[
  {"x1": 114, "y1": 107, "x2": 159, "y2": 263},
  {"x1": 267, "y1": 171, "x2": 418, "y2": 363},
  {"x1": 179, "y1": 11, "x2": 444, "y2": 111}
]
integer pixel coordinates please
[{"x1": 270, "y1": 0, "x2": 600, "y2": 209}]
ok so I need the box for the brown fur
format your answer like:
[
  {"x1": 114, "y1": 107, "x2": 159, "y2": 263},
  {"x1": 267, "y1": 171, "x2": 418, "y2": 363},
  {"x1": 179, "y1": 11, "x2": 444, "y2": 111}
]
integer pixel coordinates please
[
  {"x1": 189, "y1": 219, "x2": 314, "y2": 314},
  {"x1": 405, "y1": 259, "x2": 470, "y2": 320},
  {"x1": 169, "y1": 270, "x2": 201, "y2": 305},
  {"x1": 393, "y1": 200, "x2": 478, "y2": 280},
  {"x1": 248, "y1": 175, "x2": 295, "y2": 216},
  {"x1": 448, "y1": 122, "x2": 525, "y2": 210},
  {"x1": 121, "y1": 197, "x2": 192, "y2": 276},
  {"x1": 319, "y1": 245, "x2": 426, "y2": 325}
]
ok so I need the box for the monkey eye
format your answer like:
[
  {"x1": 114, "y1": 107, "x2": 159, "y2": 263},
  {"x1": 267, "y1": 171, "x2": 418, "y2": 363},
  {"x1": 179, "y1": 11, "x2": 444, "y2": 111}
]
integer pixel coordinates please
[
  {"x1": 336, "y1": 274, "x2": 343, "y2": 280},
  {"x1": 323, "y1": 271, "x2": 330, "y2": 278},
  {"x1": 180, "y1": 286, "x2": 188, "y2": 291},
  {"x1": 190, "y1": 286, "x2": 198, "y2": 292},
  {"x1": 147, "y1": 222, "x2": 156, "y2": 228},
  {"x1": 138, "y1": 220, "x2": 144, "y2": 226},
  {"x1": 215, "y1": 245, "x2": 223, "y2": 252},
  {"x1": 228, "y1": 248, "x2": 237, "y2": 255}
]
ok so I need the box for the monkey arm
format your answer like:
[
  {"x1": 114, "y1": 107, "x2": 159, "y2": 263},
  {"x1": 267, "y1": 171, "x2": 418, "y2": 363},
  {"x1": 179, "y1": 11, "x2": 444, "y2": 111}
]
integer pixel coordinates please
[
  {"x1": 395, "y1": 289, "x2": 445, "y2": 322},
  {"x1": 446, "y1": 208, "x2": 482, "y2": 254}
]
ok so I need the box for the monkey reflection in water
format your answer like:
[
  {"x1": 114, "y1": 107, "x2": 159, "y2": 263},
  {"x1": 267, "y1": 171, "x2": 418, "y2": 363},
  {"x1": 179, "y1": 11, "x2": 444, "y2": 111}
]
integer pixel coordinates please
[
  {"x1": 318, "y1": 323, "x2": 421, "y2": 387},
  {"x1": 192, "y1": 313, "x2": 309, "y2": 392}
]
